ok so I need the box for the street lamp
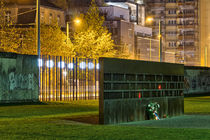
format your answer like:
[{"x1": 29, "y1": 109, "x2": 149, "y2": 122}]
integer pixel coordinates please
[
  {"x1": 36, "y1": 0, "x2": 40, "y2": 57},
  {"x1": 36, "y1": 0, "x2": 41, "y2": 98},
  {"x1": 66, "y1": 18, "x2": 81, "y2": 44},
  {"x1": 146, "y1": 17, "x2": 163, "y2": 62},
  {"x1": 74, "y1": 18, "x2": 81, "y2": 25}
]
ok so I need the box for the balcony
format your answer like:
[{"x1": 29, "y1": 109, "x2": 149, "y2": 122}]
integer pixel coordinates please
[
  {"x1": 178, "y1": 24, "x2": 195, "y2": 29},
  {"x1": 178, "y1": 34, "x2": 195, "y2": 40},
  {"x1": 178, "y1": 0, "x2": 196, "y2": 6},
  {"x1": 178, "y1": 12, "x2": 195, "y2": 18}
]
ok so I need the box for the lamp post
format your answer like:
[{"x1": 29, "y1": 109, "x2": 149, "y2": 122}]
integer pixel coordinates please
[
  {"x1": 66, "y1": 18, "x2": 81, "y2": 44},
  {"x1": 159, "y1": 20, "x2": 162, "y2": 62},
  {"x1": 146, "y1": 17, "x2": 163, "y2": 62},
  {"x1": 36, "y1": 0, "x2": 41, "y2": 99},
  {"x1": 66, "y1": 22, "x2": 69, "y2": 44},
  {"x1": 36, "y1": 0, "x2": 40, "y2": 57}
]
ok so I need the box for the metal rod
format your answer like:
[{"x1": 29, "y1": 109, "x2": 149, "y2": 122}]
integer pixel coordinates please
[
  {"x1": 36, "y1": 0, "x2": 41, "y2": 100},
  {"x1": 159, "y1": 20, "x2": 162, "y2": 62},
  {"x1": 150, "y1": 38, "x2": 152, "y2": 61},
  {"x1": 67, "y1": 22, "x2": 69, "y2": 44}
]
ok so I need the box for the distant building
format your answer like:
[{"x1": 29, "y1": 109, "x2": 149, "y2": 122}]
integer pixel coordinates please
[
  {"x1": 100, "y1": 4, "x2": 152, "y2": 59},
  {"x1": 199, "y1": 0, "x2": 210, "y2": 67},
  {"x1": 104, "y1": 0, "x2": 145, "y2": 25},
  {"x1": 5, "y1": 0, "x2": 65, "y2": 27},
  {"x1": 144, "y1": 0, "x2": 199, "y2": 66}
]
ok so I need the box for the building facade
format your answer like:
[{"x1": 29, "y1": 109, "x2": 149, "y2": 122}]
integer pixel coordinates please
[
  {"x1": 144, "y1": 0, "x2": 200, "y2": 66},
  {"x1": 100, "y1": 3, "x2": 152, "y2": 59},
  {"x1": 199, "y1": 0, "x2": 210, "y2": 67},
  {"x1": 5, "y1": 0, "x2": 65, "y2": 27}
]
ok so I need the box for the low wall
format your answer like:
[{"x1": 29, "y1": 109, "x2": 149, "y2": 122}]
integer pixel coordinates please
[
  {"x1": 0, "y1": 52, "x2": 39, "y2": 103},
  {"x1": 184, "y1": 66, "x2": 210, "y2": 95},
  {"x1": 99, "y1": 58, "x2": 184, "y2": 124}
]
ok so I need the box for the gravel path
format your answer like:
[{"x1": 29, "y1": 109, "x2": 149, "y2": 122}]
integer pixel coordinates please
[{"x1": 122, "y1": 115, "x2": 210, "y2": 129}]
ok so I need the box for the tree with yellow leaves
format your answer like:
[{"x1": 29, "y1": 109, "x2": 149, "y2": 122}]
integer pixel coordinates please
[
  {"x1": 72, "y1": 0, "x2": 115, "y2": 58},
  {"x1": 19, "y1": 22, "x2": 75, "y2": 57},
  {"x1": 0, "y1": 0, "x2": 22, "y2": 53}
]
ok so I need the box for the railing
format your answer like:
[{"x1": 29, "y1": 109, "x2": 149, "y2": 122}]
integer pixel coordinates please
[{"x1": 39, "y1": 55, "x2": 99, "y2": 101}]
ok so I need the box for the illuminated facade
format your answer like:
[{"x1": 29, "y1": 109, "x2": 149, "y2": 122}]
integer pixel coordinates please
[
  {"x1": 5, "y1": 0, "x2": 65, "y2": 27},
  {"x1": 144, "y1": 0, "x2": 200, "y2": 66},
  {"x1": 100, "y1": 3, "x2": 152, "y2": 59},
  {"x1": 199, "y1": 0, "x2": 210, "y2": 67}
]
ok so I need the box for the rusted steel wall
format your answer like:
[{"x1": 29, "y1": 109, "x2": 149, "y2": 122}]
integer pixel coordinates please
[{"x1": 99, "y1": 58, "x2": 184, "y2": 124}]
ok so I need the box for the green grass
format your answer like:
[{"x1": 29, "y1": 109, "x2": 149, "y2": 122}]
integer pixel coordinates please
[
  {"x1": 0, "y1": 100, "x2": 98, "y2": 119},
  {"x1": 0, "y1": 97, "x2": 210, "y2": 139},
  {"x1": 185, "y1": 96, "x2": 210, "y2": 114}
]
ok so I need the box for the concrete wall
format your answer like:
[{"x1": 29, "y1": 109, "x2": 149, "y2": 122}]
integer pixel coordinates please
[
  {"x1": 184, "y1": 66, "x2": 210, "y2": 95},
  {"x1": 0, "y1": 53, "x2": 39, "y2": 103}
]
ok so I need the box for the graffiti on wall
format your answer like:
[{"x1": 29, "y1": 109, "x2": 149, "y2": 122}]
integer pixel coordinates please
[
  {"x1": 184, "y1": 69, "x2": 210, "y2": 94},
  {"x1": 9, "y1": 72, "x2": 34, "y2": 91}
]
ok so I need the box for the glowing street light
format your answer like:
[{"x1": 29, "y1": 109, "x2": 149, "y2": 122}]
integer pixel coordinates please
[
  {"x1": 74, "y1": 18, "x2": 81, "y2": 25},
  {"x1": 66, "y1": 17, "x2": 81, "y2": 44},
  {"x1": 146, "y1": 17, "x2": 154, "y2": 23}
]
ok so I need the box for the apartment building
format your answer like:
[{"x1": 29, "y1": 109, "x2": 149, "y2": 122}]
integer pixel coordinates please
[
  {"x1": 144, "y1": 0, "x2": 199, "y2": 66},
  {"x1": 101, "y1": 2, "x2": 152, "y2": 59},
  {"x1": 199, "y1": 0, "x2": 210, "y2": 67}
]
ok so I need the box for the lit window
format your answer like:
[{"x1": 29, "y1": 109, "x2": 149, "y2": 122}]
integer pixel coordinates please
[
  {"x1": 57, "y1": 15, "x2": 60, "y2": 24},
  {"x1": 49, "y1": 13, "x2": 52, "y2": 24},
  {"x1": 5, "y1": 11, "x2": 11, "y2": 23}
]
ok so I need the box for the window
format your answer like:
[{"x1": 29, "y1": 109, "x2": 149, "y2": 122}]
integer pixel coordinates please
[
  {"x1": 41, "y1": 12, "x2": 44, "y2": 21},
  {"x1": 168, "y1": 10, "x2": 176, "y2": 14},
  {"x1": 168, "y1": 0, "x2": 176, "y2": 2},
  {"x1": 128, "y1": 29, "x2": 133, "y2": 38},
  {"x1": 57, "y1": 15, "x2": 60, "y2": 24},
  {"x1": 168, "y1": 20, "x2": 176, "y2": 25},
  {"x1": 5, "y1": 11, "x2": 11, "y2": 23},
  {"x1": 120, "y1": 15, "x2": 124, "y2": 20},
  {"x1": 168, "y1": 42, "x2": 176, "y2": 47},
  {"x1": 168, "y1": 31, "x2": 177, "y2": 36},
  {"x1": 49, "y1": 13, "x2": 52, "y2": 24}
]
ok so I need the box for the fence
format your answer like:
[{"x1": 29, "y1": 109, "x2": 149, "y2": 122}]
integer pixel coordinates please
[{"x1": 39, "y1": 55, "x2": 99, "y2": 101}]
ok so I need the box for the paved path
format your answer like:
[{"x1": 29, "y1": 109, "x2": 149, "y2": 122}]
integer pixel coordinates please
[{"x1": 122, "y1": 115, "x2": 210, "y2": 129}]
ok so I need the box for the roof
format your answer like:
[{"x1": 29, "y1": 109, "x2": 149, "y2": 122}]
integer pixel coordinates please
[
  {"x1": 40, "y1": 0, "x2": 62, "y2": 10},
  {"x1": 6, "y1": 0, "x2": 62, "y2": 10}
]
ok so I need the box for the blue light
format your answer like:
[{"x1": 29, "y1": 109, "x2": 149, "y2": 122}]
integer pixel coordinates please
[
  {"x1": 46, "y1": 60, "x2": 54, "y2": 68},
  {"x1": 68, "y1": 63, "x2": 74, "y2": 70},
  {"x1": 38, "y1": 58, "x2": 43, "y2": 67},
  {"x1": 96, "y1": 63, "x2": 100, "y2": 69},
  {"x1": 58, "y1": 61, "x2": 65, "y2": 68},
  {"x1": 88, "y1": 62, "x2": 94, "y2": 69},
  {"x1": 79, "y1": 62, "x2": 86, "y2": 69}
]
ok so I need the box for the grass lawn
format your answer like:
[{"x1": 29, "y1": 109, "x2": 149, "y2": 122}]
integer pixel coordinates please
[
  {"x1": 184, "y1": 96, "x2": 210, "y2": 114},
  {"x1": 0, "y1": 97, "x2": 210, "y2": 139}
]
